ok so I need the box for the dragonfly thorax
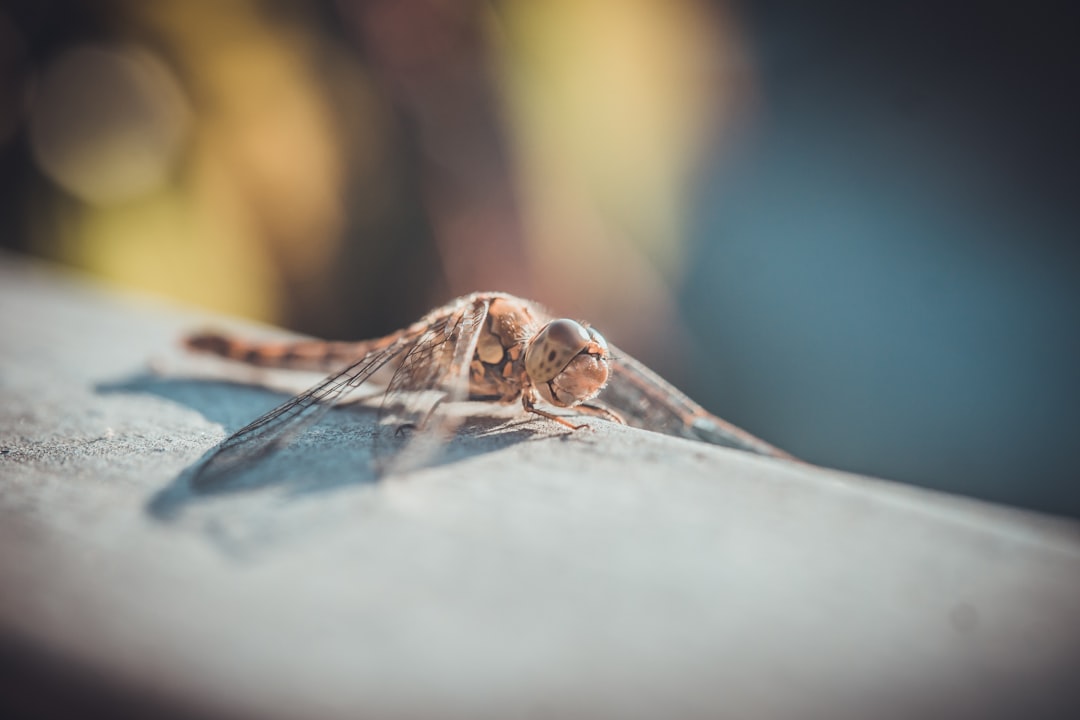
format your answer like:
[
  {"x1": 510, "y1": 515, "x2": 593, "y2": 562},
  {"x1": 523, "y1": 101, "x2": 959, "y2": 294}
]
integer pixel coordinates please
[{"x1": 524, "y1": 319, "x2": 610, "y2": 407}]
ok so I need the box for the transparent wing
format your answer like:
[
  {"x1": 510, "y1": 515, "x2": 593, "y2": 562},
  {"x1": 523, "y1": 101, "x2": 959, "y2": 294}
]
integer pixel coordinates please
[
  {"x1": 596, "y1": 344, "x2": 795, "y2": 460},
  {"x1": 374, "y1": 298, "x2": 490, "y2": 474},
  {"x1": 191, "y1": 335, "x2": 414, "y2": 488}
]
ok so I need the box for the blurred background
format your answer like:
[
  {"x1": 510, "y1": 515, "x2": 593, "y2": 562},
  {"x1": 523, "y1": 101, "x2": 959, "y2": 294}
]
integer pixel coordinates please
[{"x1": 0, "y1": 0, "x2": 1077, "y2": 516}]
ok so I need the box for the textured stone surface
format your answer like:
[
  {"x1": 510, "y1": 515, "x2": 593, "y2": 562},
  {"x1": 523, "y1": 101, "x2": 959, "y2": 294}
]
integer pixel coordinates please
[{"x1": 1, "y1": 253, "x2": 1079, "y2": 719}]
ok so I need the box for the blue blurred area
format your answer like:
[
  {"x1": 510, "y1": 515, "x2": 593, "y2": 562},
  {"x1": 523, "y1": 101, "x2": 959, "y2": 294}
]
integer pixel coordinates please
[{"x1": 685, "y1": 2, "x2": 1080, "y2": 515}]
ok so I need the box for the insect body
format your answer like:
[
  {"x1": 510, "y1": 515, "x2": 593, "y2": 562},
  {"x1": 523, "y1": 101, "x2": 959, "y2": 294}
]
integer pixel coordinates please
[{"x1": 185, "y1": 292, "x2": 792, "y2": 482}]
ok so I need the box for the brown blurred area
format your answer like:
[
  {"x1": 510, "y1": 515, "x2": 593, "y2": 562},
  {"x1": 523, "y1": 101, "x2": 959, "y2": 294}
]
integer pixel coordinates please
[{"x1": 0, "y1": 0, "x2": 750, "y2": 361}]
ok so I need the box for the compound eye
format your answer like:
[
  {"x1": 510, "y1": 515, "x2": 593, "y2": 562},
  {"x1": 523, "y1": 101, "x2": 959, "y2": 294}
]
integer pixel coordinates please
[
  {"x1": 525, "y1": 319, "x2": 611, "y2": 408},
  {"x1": 525, "y1": 319, "x2": 591, "y2": 384}
]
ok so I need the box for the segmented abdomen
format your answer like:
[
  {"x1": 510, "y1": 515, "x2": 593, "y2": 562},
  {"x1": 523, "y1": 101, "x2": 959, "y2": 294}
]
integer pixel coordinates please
[{"x1": 184, "y1": 332, "x2": 398, "y2": 372}]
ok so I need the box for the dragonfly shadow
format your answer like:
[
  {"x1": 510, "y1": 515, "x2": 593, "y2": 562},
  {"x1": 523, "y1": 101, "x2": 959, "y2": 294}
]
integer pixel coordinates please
[
  {"x1": 99, "y1": 374, "x2": 545, "y2": 520},
  {"x1": 98, "y1": 374, "x2": 301, "y2": 432}
]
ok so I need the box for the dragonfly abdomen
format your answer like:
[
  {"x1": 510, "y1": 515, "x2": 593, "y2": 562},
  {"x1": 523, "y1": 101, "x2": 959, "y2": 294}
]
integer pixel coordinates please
[{"x1": 184, "y1": 332, "x2": 391, "y2": 372}]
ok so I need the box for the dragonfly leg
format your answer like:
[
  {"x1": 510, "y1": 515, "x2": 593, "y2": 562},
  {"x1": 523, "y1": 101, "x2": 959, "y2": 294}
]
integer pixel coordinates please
[
  {"x1": 522, "y1": 395, "x2": 589, "y2": 431},
  {"x1": 575, "y1": 403, "x2": 625, "y2": 425}
]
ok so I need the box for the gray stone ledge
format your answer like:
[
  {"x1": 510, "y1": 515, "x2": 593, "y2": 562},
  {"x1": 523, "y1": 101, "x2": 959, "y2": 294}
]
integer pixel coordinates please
[{"x1": 1, "y1": 253, "x2": 1078, "y2": 720}]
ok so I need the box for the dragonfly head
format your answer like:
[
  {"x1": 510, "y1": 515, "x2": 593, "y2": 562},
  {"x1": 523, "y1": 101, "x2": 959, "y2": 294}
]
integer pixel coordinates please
[{"x1": 525, "y1": 319, "x2": 610, "y2": 407}]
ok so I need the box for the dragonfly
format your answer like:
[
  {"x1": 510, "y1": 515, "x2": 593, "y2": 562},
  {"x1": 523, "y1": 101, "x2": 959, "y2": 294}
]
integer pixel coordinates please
[{"x1": 184, "y1": 292, "x2": 793, "y2": 484}]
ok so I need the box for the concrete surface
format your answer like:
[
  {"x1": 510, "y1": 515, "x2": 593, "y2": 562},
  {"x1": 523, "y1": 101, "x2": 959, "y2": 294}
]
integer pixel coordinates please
[{"x1": 1, "y1": 252, "x2": 1079, "y2": 720}]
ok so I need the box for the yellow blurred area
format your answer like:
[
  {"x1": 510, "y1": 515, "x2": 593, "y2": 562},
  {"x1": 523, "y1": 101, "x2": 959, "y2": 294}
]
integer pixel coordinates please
[
  {"x1": 502, "y1": 0, "x2": 731, "y2": 264},
  {"x1": 497, "y1": 0, "x2": 748, "y2": 347},
  {"x1": 16, "y1": 0, "x2": 751, "y2": 344},
  {"x1": 135, "y1": 1, "x2": 348, "y2": 278},
  {"x1": 28, "y1": 0, "x2": 373, "y2": 322},
  {"x1": 28, "y1": 45, "x2": 189, "y2": 206}
]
